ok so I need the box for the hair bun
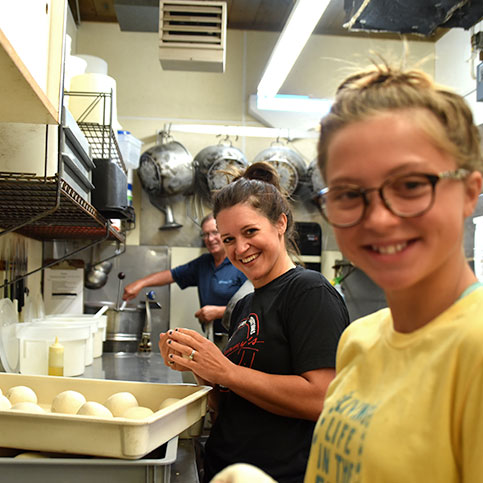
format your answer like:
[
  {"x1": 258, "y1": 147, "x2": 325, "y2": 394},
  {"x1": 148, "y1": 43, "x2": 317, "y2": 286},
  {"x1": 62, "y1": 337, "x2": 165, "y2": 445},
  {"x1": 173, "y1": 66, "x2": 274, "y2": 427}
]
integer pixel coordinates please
[{"x1": 243, "y1": 162, "x2": 281, "y2": 192}]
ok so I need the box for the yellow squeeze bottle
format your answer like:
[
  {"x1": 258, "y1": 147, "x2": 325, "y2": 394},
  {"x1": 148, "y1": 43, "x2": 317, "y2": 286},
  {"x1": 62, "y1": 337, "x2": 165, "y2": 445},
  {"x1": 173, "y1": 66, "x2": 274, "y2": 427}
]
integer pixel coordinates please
[{"x1": 48, "y1": 337, "x2": 64, "y2": 376}]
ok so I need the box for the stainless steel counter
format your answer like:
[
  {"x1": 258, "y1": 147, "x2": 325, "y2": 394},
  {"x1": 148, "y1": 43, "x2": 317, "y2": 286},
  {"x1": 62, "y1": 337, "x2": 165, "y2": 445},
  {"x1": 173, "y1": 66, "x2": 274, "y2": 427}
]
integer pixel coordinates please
[
  {"x1": 81, "y1": 352, "x2": 183, "y2": 383},
  {"x1": 82, "y1": 352, "x2": 200, "y2": 483}
]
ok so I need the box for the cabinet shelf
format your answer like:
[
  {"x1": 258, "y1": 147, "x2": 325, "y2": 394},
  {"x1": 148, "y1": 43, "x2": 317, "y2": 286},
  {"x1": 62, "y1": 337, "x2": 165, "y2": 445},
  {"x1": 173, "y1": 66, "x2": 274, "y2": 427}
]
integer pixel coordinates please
[
  {"x1": 0, "y1": 29, "x2": 58, "y2": 124},
  {"x1": 0, "y1": 173, "x2": 124, "y2": 242}
]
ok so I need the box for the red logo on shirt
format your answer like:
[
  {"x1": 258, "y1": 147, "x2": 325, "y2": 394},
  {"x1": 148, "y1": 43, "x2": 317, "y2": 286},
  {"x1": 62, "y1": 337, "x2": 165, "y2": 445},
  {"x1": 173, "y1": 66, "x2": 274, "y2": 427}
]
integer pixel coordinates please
[{"x1": 223, "y1": 313, "x2": 264, "y2": 368}]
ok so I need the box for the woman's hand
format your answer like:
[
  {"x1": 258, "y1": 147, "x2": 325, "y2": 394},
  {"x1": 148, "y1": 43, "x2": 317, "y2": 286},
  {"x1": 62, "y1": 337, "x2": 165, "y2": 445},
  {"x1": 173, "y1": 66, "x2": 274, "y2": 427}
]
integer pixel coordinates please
[
  {"x1": 159, "y1": 331, "x2": 189, "y2": 372},
  {"x1": 163, "y1": 329, "x2": 333, "y2": 421},
  {"x1": 165, "y1": 328, "x2": 234, "y2": 385}
]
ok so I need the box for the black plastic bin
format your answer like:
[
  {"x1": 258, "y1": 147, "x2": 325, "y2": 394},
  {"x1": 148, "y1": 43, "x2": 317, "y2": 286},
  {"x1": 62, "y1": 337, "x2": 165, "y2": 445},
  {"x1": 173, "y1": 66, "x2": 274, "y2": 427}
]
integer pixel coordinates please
[{"x1": 91, "y1": 158, "x2": 128, "y2": 219}]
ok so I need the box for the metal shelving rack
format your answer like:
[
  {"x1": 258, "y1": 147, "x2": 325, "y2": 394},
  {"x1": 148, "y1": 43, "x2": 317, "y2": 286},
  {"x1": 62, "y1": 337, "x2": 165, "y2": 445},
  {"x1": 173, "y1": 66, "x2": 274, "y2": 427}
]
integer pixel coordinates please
[
  {"x1": 0, "y1": 170, "x2": 127, "y2": 296},
  {"x1": 0, "y1": 172, "x2": 124, "y2": 242},
  {"x1": 64, "y1": 90, "x2": 134, "y2": 223},
  {"x1": 64, "y1": 90, "x2": 127, "y2": 174},
  {"x1": 0, "y1": 90, "x2": 135, "y2": 294},
  {"x1": 0, "y1": 26, "x2": 134, "y2": 297}
]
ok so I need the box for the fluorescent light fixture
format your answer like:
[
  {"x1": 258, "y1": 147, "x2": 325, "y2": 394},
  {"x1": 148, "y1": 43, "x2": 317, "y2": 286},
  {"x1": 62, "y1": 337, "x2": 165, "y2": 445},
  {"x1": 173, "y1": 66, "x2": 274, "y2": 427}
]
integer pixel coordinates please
[
  {"x1": 167, "y1": 124, "x2": 318, "y2": 139},
  {"x1": 257, "y1": 94, "x2": 333, "y2": 115},
  {"x1": 257, "y1": 0, "x2": 331, "y2": 98}
]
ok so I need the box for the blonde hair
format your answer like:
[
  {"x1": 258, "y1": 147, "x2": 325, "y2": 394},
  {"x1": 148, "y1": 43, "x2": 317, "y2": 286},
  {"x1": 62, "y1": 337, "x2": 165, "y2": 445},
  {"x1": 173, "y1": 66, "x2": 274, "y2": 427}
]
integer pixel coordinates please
[{"x1": 318, "y1": 62, "x2": 483, "y2": 178}]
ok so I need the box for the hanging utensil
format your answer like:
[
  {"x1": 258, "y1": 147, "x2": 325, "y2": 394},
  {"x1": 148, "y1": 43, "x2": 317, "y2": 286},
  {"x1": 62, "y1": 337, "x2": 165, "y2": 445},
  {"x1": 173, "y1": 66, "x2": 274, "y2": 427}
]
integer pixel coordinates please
[
  {"x1": 1, "y1": 238, "x2": 8, "y2": 299},
  {"x1": 85, "y1": 245, "x2": 113, "y2": 289},
  {"x1": 16, "y1": 237, "x2": 25, "y2": 313},
  {"x1": 115, "y1": 272, "x2": 125, "y2": 310},
  {"x1": 9, "y1": 237, "x2": 15, "y2": 303}
]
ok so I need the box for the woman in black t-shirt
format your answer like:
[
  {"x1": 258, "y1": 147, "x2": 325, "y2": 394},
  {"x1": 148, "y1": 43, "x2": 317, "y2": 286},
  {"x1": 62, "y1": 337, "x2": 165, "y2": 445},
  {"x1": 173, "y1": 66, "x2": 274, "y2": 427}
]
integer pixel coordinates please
[{"x1": 160, "y1": 162, "x2": 349, "y2": 483}]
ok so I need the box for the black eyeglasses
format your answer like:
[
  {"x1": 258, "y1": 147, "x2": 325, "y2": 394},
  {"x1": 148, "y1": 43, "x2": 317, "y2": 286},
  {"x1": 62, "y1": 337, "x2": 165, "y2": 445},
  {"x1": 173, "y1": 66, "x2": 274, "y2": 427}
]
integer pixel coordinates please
[{"x1": 317, "y1": 169, "x2": 470, "y2": 228}]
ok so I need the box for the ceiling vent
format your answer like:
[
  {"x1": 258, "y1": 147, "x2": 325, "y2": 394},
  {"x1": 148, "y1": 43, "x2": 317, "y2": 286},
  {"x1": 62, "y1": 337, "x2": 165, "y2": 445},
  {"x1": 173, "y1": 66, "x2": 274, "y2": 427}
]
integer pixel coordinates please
[{"x1": 159, "y1": 0, "x2": 227, "y2": 72}]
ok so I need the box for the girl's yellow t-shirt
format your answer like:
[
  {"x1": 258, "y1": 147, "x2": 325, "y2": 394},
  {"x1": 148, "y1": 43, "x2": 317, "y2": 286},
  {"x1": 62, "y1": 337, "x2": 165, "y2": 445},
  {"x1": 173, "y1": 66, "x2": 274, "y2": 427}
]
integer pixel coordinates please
[{"x1": 304, "y1": 288, "x2": 483, "y2": 483}]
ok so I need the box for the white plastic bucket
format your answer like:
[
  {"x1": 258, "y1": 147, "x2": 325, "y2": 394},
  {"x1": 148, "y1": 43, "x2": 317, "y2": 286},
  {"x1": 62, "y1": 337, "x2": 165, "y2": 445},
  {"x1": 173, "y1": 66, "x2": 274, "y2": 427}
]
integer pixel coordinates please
[
  {"x1": 68, "y1": 73, "x2": 118, "y2": 125},
  {"x1": 76, "y1": 54, "x2": 109, "y2": 75},
  {"x1": 43, "y1": 317, "x2": 98, "y2": 365},
  {"x1": 16, "y1": 323, "x2": 89, "y2": 377},
  {"x1": 94, "y1": 315, "x2": 107, "y2": 358},
  {"x1": 46, "y1": 314, "x2": 106, "y2": 359}
]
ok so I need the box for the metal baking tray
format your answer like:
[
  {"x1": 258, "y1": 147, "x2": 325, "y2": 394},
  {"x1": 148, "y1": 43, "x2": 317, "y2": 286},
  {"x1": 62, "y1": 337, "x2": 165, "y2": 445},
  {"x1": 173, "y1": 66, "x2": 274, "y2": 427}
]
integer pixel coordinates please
[
  {"x1": 0, "y1": 437, "x2": 177, "y2": 483},
  {"x1": 0, "y1": 373, "x2": 210, "y2": 459}
]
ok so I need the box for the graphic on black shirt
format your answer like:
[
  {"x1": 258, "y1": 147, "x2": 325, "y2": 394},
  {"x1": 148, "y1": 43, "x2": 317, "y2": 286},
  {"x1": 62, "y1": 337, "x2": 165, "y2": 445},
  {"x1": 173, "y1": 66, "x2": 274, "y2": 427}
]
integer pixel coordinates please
[{"x1": 224, "y1": 313, "x2": 265, "y2": 368}]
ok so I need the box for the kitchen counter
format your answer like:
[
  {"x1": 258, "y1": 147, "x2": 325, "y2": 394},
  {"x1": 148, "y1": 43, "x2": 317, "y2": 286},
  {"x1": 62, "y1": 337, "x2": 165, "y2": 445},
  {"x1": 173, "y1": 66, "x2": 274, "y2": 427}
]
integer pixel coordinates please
[
  {"x1": 82, "y1": 352, "x2": 200, "y2": 483},
  {"x1": 81, "y1": 352, "x2": 183, "y2": 383}
]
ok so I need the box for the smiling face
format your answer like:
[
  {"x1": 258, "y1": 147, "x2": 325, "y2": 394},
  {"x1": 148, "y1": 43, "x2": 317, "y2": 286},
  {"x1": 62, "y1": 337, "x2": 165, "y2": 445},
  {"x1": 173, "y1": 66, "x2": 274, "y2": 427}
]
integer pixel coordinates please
[
  {"x1": 325, "y1": 110, "x2": 481, "y2": 294},
  {"x1": 216, "y1": 203, "x2": 290, "y2": 288},
  {"x1": 201, "y1": 217, "x2": 225, "y2": 259}
]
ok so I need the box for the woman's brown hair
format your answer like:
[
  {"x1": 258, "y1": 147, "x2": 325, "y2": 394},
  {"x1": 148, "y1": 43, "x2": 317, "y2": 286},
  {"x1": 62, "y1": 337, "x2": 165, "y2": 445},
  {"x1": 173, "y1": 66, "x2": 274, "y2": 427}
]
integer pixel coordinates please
[{"x1": 212, "y1": 162, "x2": 299, "y2": 258}]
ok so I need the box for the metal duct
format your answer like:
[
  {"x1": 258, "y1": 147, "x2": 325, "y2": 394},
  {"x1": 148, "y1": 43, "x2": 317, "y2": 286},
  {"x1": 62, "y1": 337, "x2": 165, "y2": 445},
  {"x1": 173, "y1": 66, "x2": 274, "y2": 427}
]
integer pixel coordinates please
[
  {"x1": 114, "y1": 0, "x2": 159, "y2": 32},
  {"x1": 343, "y1": 0, "x2": 483, "y2": 36}
]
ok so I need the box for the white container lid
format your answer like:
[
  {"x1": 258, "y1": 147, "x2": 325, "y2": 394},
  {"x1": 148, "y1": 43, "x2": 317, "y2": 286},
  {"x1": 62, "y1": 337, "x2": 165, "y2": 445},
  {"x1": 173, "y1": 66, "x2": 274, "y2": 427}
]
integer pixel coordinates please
[
  {"x1": 0, "y1": 298, "x2": 20, "y2": 373},
  {"x1": 43, "y1": 316, "x2": 98, "y2": 334},
  {"x1": 45, "y1": 314, "x2": 107, "y2": 335},
  {"x1": 16, "y1": 322, "x2": 90, "y2": 342}
]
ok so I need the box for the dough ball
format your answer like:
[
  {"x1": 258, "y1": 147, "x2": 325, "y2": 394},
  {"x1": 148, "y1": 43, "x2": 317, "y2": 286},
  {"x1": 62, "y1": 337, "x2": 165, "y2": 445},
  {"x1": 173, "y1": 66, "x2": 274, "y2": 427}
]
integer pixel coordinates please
[
  {"x1": 77, "y1": 401, "x2": 113, "y2": 418},
  {"x1": 6, "y1": 386, "x2": 38, "y2": 405},
  {"x1": 0, "y1": 395, "x2": 12, "y2": 410},
  {"x1": 211, "y1": 463, "x2": 277, "y2": 483},
  {"x1": 122, "y1": 406, "x2": 154, "y2": 419},
  {"x1": 104, "y1": 392, "x2": 138, "y2": 417},
  {"x1": 11, "y1": 402, "x2": 45, "y2": 413},
  {"x1": 159, "y1": 398, "x2": 181, "y2": 410},
  {"x1": 15, "y1": 452, "x2": 48, "y2": 459},
  {"x1": 51, "y1": 390, "x2": 86, "y2": 414}
]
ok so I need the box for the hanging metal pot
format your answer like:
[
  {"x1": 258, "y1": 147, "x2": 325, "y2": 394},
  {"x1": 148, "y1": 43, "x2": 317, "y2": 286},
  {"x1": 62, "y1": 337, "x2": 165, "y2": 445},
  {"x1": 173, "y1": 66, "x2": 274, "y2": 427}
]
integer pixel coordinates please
[
  {"x1": 308, "y1": 158, "x2": 326, "y2": 197},
  {"x1": 137, "y1": 137, "x2": 194, "y2": 198},
  {"x1": 137, "y1": 133, "x2": 194, "y2": 229},
  {"x1": 194, "y1": 143, "x2": 249, "y2": 197},
  {"x1": 252, "y1": 144, "x2": 307, "y2": 196}
]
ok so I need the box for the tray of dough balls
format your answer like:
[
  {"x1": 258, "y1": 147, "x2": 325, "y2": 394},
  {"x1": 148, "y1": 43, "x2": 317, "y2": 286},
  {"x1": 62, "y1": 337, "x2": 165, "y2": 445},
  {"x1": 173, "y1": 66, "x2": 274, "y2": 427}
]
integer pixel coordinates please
[{"x1": 0, "y1": 372, "x2": 211, "y2": 459}]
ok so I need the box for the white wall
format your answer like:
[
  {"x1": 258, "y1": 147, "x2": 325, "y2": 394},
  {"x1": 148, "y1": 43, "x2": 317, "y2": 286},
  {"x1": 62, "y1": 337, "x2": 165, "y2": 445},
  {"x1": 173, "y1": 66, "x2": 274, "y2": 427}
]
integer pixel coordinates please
[
  {"x1": 169, "y1": 246, "x2": 206, "y2": 333},
  {"x1": 72, "y1": 24, "x2": 435, "y2": 283},
  {"x1": 435, "y1": 21, "x2": 483, "y2": 125}
]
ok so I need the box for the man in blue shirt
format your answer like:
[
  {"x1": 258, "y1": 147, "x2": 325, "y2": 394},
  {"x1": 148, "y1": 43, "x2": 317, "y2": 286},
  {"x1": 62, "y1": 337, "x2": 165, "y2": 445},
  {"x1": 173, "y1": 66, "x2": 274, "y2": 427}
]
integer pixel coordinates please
[{"x1": 123, "y1": 214, "x2": 246, "y2": 341}]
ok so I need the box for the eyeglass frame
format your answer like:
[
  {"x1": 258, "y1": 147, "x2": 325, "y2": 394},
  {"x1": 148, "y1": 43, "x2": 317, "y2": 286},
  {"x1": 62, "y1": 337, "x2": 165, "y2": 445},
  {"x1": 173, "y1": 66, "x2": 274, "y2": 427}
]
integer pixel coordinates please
[
  {"x1": 316, "y1": 168, "x2": 471, "y2": 228},
  {"x1": 200, "y1": 230, "x2": 220, "y2": 239}
]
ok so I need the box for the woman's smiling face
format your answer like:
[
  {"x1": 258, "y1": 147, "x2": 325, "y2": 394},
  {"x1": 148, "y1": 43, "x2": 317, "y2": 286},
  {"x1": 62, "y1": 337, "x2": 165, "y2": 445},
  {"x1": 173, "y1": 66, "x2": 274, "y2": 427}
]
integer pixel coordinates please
[
  {"x1": 325, "y1": 111, "x2": 480, "y2": 293},
  {"x1": 216, "y1": 202, "x2": 288, "y2": 288}
]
